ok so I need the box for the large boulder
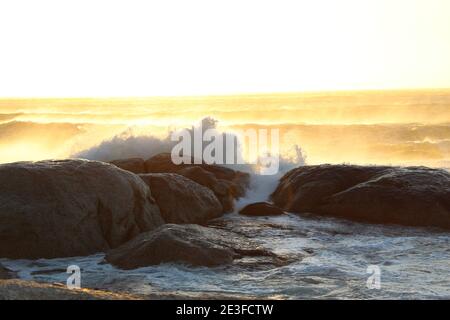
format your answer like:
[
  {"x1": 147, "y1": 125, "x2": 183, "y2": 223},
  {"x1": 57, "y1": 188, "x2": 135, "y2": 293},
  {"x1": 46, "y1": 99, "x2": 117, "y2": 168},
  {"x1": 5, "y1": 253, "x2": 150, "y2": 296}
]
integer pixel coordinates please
[
  {"x1": 272, "y1": 165, "x2": 450, "y2": 229},
  {"x1": 239, "y1": 202, "x2": 285, "y2": 216},
  {"x1": 139, "y1": 173, "x2": 222, "y2": 224},
  {"x1": 105, "y1": 224, "x2": 275, "y2": 269},
  {"x1": 144, "y1": 153, "x2": 250, "y2": 212},
  {"x1": 0, "y1": 160, "x2": 164, "y2": 259},
  {"x1": 110, "y1": 158, "x2": 146, "y2": 174},
  {"x1": 178, "y1": 166, "x2": 235, "y2": 212},
  {"x1": 109, "y1": 154, "x2": 250, "y2": 213}
]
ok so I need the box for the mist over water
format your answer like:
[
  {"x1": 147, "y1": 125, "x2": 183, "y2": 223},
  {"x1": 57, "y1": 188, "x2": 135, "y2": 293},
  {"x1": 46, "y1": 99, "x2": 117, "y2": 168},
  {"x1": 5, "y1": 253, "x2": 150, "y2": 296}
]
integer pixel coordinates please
[
  {"x1": 0, "y1": 90, "x2": 449, "y2": 299},
  {"x1": 0, "y1": 90, "x2": 449, "y2": 168}
]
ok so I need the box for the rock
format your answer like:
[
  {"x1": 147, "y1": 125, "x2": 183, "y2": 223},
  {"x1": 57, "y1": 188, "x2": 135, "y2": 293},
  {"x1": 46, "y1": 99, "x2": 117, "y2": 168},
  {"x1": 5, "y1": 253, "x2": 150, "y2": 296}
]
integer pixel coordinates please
[
  {"x1": 145, "y1": 153, "x2": 239, "y2": 180},
  {"x1": 110, "y1": 158, "x2": 146, "y2": 174},
  {"x1": 0, "y1": 279, "x2": 141, "y2": 300},
  {"x1": 178, "y1": 166, "x2": 235, "y2": 212},
  {"x1": 105, "y1": 224, "x2": 275, "y2": 269},
  {"x1": 211, "y1": 181, "x2": 236, "y2": 213},
  {"x1": 0, "y1": 264, "x2": 16, "y2": 279},
  {"x1": 178, "y1": 166, "x2": 218, "y2": 187},
  {"x1": 108, "y1": 154, "x2": 250, "y2": 213},
  {"x1": 0, "y1": 279, "x2": 249, "y2": 300},
  {"x1": 0, "y1": 159, "x2": 164, "y2": 259},
  {"x1": 272, "y1": 165, "x2": 450, "y2": 229},
  {"x1": 198, "y1": 163, "x2": 239, "y2": 181},
  {"x1": 239, "y1": 202, "x2": 285, "y2": 216},
  {"x1": 144, "y1": 153, "x2": 181, "y2": 173},
  {"x1": 144, "y1": 153, "x2": 250, "y2": 212},
  {"x1": 139, "y1": 173, "x2": 223, "y2": 224}
]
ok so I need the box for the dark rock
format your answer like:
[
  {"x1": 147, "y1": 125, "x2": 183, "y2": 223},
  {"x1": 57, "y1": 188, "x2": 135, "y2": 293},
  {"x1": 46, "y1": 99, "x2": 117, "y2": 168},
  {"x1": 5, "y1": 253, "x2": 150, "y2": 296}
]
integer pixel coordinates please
[
  {"x1": 110, "y1": 158, "x2": 146, "y2": 174},
  {"x1": 139, "y1": 173, "x2": 222, "y2": 224},
  {"x1": 272, "y1": 165, "x2": 391, "y2": 213},
  {"x1": 0, "y1": 159, "x2": 164, "y2": 259},
  {"x1": 178, "y1": 166, "x2": 217, "y2": 188},
  {"x1": 107, "y1": 154, "x2": 250, "y2": 213},
  {"x1": 239, "y1": 202, "x2": 285, "y2": 216},
  {"x1": 0, "y1": 279, "x2": 141, "y2": 300},
  {"x1": 212, "y1": 181, "x2": 236, "y2": 213},
  {"x1": 198, "y1": 163, "x2": 239, "y2": 181},
  {"x1": 144, "y1": 153, "x2": 239, "y2": 179},
  {"x1": 0, "y1": 264, "x2": 16, "y2": 279},
  {"x1": 105, "y1": 224, "x2": 275, "y2": 269},
  {"x1": 31, "y1": 268, "x2": 67, "y2": 276},
  {"x1": 178, "y1": 166, "x2": 235, "y2": 212},
  {"x1": 143, "y1": 153, "x2": 250, "y2": 212},
  {"x1": 144, "y1": 153, "x2": 181, "y2": 174},
  {"x1": 272, "y1": 165, "x2": 450, "y2": 229}
]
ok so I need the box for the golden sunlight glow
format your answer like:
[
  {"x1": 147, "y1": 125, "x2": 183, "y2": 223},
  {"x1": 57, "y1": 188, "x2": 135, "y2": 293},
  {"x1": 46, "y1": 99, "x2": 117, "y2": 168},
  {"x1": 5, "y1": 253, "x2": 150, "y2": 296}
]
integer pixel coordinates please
[
  {"x1": 1, "y1": 1, "x2": 450, "y2": 167},
  {"x1": 1, "y1": 90, "x2": 450, "y2": 166}
]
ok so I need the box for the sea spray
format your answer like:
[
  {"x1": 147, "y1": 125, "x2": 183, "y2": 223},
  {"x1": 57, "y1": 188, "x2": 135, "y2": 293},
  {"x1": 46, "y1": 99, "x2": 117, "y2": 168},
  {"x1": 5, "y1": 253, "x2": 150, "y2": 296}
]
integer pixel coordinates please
[
  {"x1": 235, "y1": 149, "x2": 307, "y2": 210},
  {"x1": 74, "y1": 117, "x2": 304, "y2": 171},
  {"x1": 74, "y1": 117, "x2": 307, "y2": 207}
]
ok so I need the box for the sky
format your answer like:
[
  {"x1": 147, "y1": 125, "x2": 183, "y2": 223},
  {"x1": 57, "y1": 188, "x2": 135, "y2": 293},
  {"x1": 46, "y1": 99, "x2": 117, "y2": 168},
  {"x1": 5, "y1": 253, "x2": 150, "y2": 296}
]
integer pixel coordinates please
[{"x1": 0, "y1": 0, "x2": 449, "y2": 97}]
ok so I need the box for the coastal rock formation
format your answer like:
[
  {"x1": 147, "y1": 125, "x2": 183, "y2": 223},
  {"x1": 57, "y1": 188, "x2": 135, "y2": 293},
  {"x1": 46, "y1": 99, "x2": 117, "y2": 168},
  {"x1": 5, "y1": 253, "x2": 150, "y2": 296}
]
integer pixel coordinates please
[
  {"x1": 105, "y1": 224, "x2": 275, "y2": 269},
  {"x1": 272, "y1": 165, "x2": 450, "y2": 229},
  {"x1": 178, "y1": 166, "x2": 235, "y2": 212},
  {"x1": 0, "y1": 160, "x2": 164, "y2": 259},
  {"x1": 144, "y1": 152, "x2": 182, "y2": 173},
  {"x1": 110, "y1": 158, "x2": 146, "y2": 174},
  {"x1": 0, "y1": 279, "x2": 141, "y2": 300},
  {"x1": 239, "y1": 202, "x2": 285, "y2": 216},
  {"x1": 139, "y1": 173, "x2": 223, "y2": 224},
  {"x1": 144, "y1": 153, "x2": 249, "y2": 212}
]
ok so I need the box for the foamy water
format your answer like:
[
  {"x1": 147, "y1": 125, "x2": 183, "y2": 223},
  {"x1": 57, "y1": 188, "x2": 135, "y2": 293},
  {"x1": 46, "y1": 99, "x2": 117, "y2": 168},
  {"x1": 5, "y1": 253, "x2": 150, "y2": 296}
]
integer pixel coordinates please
[
  {"x1": 1, "y1": 167, "x2": 449, "y2": 299},
  {"x1": 2, "y1": 212, "x2": 449, "y2": 299}
]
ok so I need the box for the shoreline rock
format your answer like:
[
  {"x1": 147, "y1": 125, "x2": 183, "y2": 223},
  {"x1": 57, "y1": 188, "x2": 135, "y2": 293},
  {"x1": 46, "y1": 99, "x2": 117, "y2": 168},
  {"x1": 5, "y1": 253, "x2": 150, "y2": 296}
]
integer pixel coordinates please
[
  {"x1": 0, "y1": 279, "x2": 141, "y2": 300},
  {"x1": 239, "y1": 202, "x2": 285, "y2": 216},
  {"x1": 0, "y1": 279, "x2": 259, "y2": 300},
  {"x1": 105, "y1": 224, "x2": 277, "y2": 269},
  {"x1": 110, "y1": 158, "x2": 146, "y2": 174},
  {"x1": 114, "y1": 153, "x2": 250, "y2": 212},
  {"x1": 0, "y1": 159, "x2": 164, "y2": 259},
  {"x1": 272, "y1": 165, "x2": 450, "y2": 229},
  {"x1": 139, "y1": 173, "x2": 223, "y2": 224}
]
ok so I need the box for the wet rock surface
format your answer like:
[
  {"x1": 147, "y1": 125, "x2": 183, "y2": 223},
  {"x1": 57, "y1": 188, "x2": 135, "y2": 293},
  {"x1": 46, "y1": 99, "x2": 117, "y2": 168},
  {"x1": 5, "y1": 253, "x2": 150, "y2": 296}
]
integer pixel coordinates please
[
  {"x1": 0, "y1": 159, "x2": 164, "y2": 259},
  {"x1": 139, "y1": 173, "x2": 223, "y2": 224},
  {"x1": 239, "y1": 202, "x2": 285, "y2": 216},
  {"x1": 0, "y1": 279, "x2": 141, "y2": 300},
  {"x1": 178, "y1": 166, "x2": 236, "y2": 212},
  {"x1": 120, "y1": 153, "x2": 250, "y2": 212},
  {"x1": 105, "y1": 224, "x2": 284, "y2": 270},
  {"x1": 272, "y1": 165, "x2": 450, "y2": 229},
  {"x1": 110, "y1": 158, "x2": 146, "y2": 174}
]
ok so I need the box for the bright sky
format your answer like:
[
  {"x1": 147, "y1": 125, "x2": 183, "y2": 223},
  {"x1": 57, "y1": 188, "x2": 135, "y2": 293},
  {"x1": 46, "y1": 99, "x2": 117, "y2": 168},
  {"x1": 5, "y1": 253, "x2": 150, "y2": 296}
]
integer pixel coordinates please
[{"x1": 0, "y1": 0, "x2": 449, "y2": 97}]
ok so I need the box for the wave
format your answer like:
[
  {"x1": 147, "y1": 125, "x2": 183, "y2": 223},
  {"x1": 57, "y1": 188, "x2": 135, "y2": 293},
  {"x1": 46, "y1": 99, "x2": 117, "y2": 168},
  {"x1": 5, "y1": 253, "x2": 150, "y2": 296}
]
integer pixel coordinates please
[
  {"x1": 0, "y1": 118, "x2": 449, "y2": 168},
  {"x1": 1, "y1": 90, "x2": 450, "y2": 126}
]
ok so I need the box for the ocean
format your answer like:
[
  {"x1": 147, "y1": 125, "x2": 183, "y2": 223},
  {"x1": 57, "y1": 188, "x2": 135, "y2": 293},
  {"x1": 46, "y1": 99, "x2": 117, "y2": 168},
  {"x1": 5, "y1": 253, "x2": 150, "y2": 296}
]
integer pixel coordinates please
[
  {"x1": 0, "y1": 89, "x2": 449, "y2": 299},
  {"x1": 0, "y1": 89, "x2": 449, "y2": 168}
]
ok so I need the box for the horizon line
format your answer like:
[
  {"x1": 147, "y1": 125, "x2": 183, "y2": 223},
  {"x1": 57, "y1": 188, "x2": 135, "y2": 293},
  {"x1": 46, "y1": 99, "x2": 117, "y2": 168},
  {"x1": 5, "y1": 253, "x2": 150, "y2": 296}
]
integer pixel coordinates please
[{"x1": 1, "y1": 87, "x2": 450, "y2": 101}]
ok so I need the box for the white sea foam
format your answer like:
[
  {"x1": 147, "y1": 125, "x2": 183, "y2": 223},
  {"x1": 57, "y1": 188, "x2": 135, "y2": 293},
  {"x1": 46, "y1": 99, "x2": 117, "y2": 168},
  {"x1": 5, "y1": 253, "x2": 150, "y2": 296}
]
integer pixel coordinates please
[{"x1": 2, "y1": 213, "x2": 449, "y2": 299}]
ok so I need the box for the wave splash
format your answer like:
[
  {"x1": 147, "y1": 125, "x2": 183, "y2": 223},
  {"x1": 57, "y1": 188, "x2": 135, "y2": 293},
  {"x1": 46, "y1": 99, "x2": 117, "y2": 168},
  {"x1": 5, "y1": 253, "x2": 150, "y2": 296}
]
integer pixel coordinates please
[{"x1": 74, "y1": 117, "x2": 307, "y2": 206}]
